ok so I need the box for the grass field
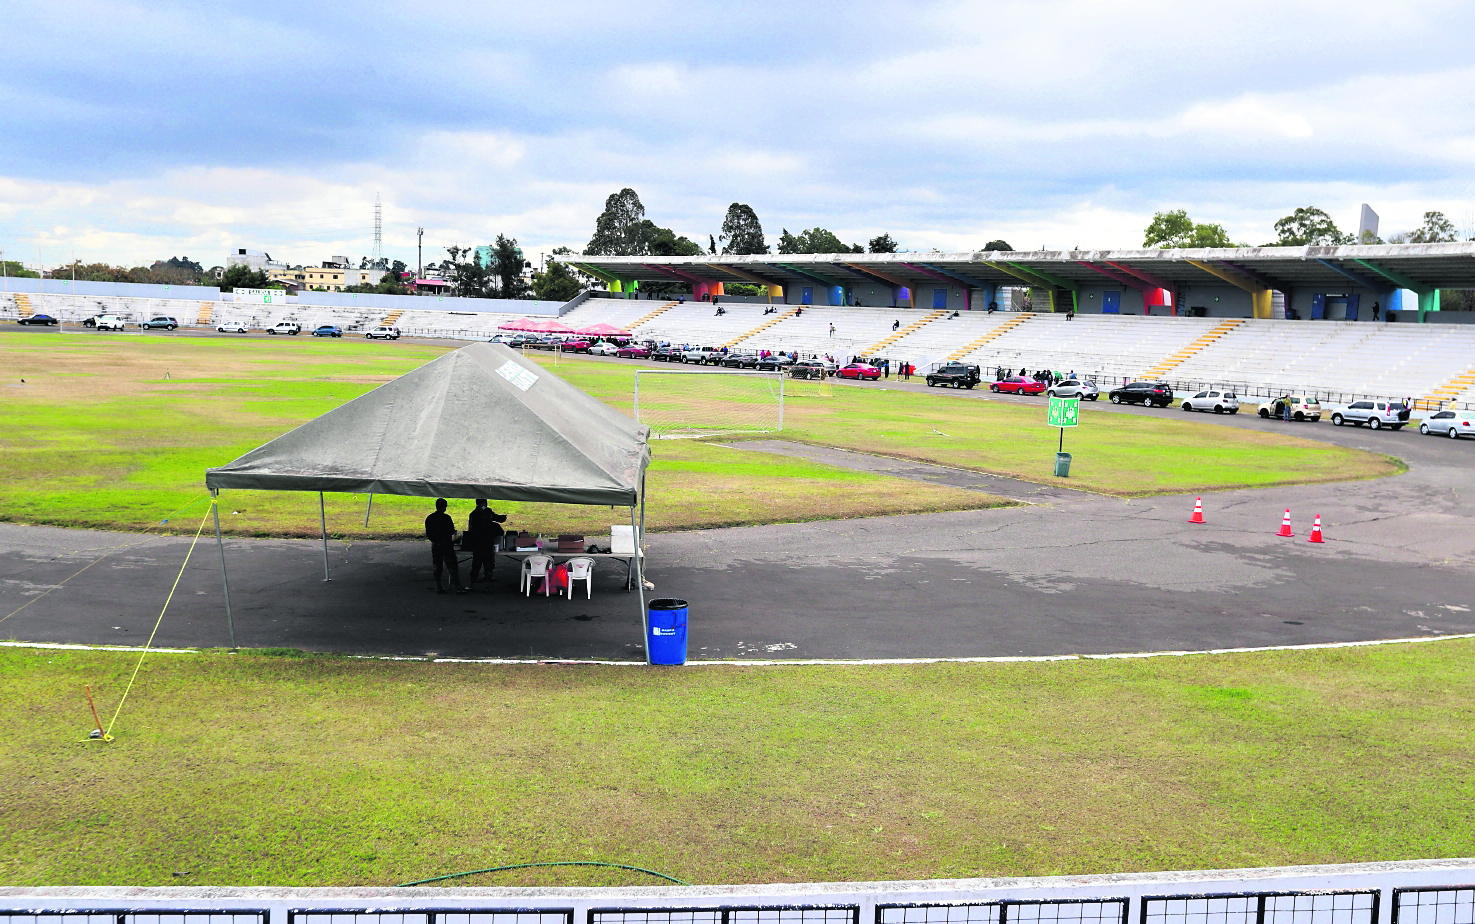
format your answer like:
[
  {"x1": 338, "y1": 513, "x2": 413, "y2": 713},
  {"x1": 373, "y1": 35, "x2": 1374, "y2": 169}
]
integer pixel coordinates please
[
  {"x1": 0, "y1": 334, "x2": 1005, "y2": 537},
  {"x1": 0, "y1": 334, "x2": 1398, "y2": 538},
  {"x1": 3, "y1": 640, "x2": 1472, "y2": 886}
]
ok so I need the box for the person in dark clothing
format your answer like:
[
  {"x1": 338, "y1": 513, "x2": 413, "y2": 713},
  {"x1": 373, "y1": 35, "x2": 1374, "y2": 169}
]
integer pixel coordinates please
[
  {"x1": 1372, "y1": 302, "x2": 1380, "y2": 321},
  {"x1": 424, "y1": 498, "x2": 464, "y2": 594},
  {"x1": 892, "y1": 319, "x2": 901, "y2": 330},
  {"x1": 465, "y1": 498, "x2": 507, "y2": 588}
]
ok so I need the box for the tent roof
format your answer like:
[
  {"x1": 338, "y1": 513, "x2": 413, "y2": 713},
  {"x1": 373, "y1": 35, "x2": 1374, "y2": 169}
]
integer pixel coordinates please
[{"x1": 205, "y1": 342, "x2": 650, "y2": 506}]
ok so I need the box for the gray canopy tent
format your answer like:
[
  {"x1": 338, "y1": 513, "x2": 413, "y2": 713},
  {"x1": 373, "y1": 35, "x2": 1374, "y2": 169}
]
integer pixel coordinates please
[{"x1": 204, "y1": 342, "x2": 654, "y2": 658}]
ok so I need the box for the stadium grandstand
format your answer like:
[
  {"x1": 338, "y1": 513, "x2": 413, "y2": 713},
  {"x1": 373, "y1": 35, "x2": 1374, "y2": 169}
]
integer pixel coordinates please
[{"x1": 5, "y1": 242, "x2": 1475, "y2": 407}]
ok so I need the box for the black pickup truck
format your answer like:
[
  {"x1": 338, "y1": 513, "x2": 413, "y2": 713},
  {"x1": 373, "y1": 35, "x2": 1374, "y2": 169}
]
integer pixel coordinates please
[{"x1": 925, "y1": 363, "x2": 982, "y2": 389}]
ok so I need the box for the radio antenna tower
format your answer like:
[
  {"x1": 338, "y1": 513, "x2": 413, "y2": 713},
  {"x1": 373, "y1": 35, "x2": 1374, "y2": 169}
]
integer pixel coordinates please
[{"x1": 371, "y1": 193, "x2": 384, "y2": 268}]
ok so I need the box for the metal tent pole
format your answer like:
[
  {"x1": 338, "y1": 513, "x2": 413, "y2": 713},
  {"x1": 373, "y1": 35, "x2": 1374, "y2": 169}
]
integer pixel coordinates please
[
  {"x1": 632, "y1": 503, "x2": 647, "y2": 665},
  {"x1": 319, "y1": 491, "x2": 331, "y2": 581},
  {"x1": 211, "y1": 491, "x2": 236, "y2": 650},
  {"x1": 363, "y1": 492, "x2": 374, "y2": 527},
  {"x1": 639, "y1": 471, "x2": 647, "y2": 549}
]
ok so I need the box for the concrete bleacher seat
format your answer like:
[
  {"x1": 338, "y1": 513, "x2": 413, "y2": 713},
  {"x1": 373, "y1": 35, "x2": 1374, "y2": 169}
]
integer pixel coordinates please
[
  {"x1": 884, "y1": 312, "x2": 1018, "y2": 369},
  {"x1": 560, "y1": 297, "x2": 668, "y2": 332},
  {"x1": 958, "y1": 314, "x2": 1221, "y2": 381}
]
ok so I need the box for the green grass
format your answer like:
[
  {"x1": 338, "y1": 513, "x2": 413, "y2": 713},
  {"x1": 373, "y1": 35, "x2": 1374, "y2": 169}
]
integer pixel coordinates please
[
  {"x1": 0, "y1": 335, "x2": 1399, "y2": 538},
  {"x1": 0, "y1": 335, "x2": 1003, "y2": 537},
  {"x1": 2, "y1": 640, "x2": 1471, "y2": 886},
  {"x1": 534, "y1": 357, "x2": 1401, "y2": 495}
]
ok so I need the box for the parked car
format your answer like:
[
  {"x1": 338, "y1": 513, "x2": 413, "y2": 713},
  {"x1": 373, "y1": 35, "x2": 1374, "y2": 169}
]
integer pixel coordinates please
[
  {"x1": 17, "y1": 313, "x2": 59, "y2": 326},
  {"x1": 756, "y1": 354, "x2": 795, "y2": 371},
  {"x1": 1330, "y1": 400, "x2": 1409, "y2": 430},
  {"x1": 311, "y1": 325, "x2": 343, "y2": 337},
  {"x1": 365, "y1": 325, "x2": 401, "y2": 340},
  {"x1": 615, "y1": 344, "x2": 651, "y2": 359},
  {"x1": 1419, "y1": 409, "x2": 1475, "y2": 439},
  {"x1": 789, "y1": 360, "x2": 830, "y2": 380},
  {"x1": 682, "y1": 347, "x2": 723, "y2": 364},
  {"x1": 925, "y1": 363, "x2": 982, "y2": 389},
  {"x1": 1256, "y1": 395, "x2": 1322, "y2": 421},
  {"x1": 837, "y1": 363, "x2": 882, "y2": 381},
  {"x1": 589, "y1": 341, "x2": 622, "y2": 356},
  {"x1": 139, "y1": 316, "x2": 178, "y2": 330},
  {"x1": 1180, "y1": 389, "x2": 1240, "y2": 414},
  {"x1": 93, "y1": 315, "x2": 127, "y2": 331},
  {"x1": 650, "y1": 346, "x2": 684, "y2": 362},
  {"x1": 216, "y1": 321, "x2": 250, "y2": 333},
  {"x1": 992, "y1": 375, "x2": 1047, "y2": 395},
  {"x1": 559, "y1": 338, "x2": 591, "y2": 353},
  {"x1": 1047, "y1": 378, "x2": 1099, "y2": 400},
  {"x1": 269, "y1": 321, "x2": 301, "y2": 335},
  {"x1": 720, "y1": 352, "x2": 759, "y2": 368},
  {"x1": 1108, "y1": 381, "x2": 1173, "y2": 406}
]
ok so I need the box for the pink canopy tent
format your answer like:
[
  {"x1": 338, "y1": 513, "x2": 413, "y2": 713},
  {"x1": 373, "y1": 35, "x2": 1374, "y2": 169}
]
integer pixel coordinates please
[
  {"x1": 497, "y1": 318, "x2": 576, "y2": 333},
  {"x1": 573, "y1": 322, "x2": 633, "y2": 337}
]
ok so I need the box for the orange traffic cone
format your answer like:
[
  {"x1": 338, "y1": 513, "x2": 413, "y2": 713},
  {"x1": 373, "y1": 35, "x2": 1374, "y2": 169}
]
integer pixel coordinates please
[
  {"x1": 1189, "y1": 497, "x2": 1205, "y2": 524},
  {"x1": 1276, "y1": 509, "x2": 1294, "y2": 537},
  {"x1": 1308, "y1": 514, "x2": 1324, "y2": 543}
]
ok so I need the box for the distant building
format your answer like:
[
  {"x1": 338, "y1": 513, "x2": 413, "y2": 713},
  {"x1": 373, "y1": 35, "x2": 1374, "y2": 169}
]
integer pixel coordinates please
[{"x1": 228, "y1": 249, "x2": 289, "y2": 273}]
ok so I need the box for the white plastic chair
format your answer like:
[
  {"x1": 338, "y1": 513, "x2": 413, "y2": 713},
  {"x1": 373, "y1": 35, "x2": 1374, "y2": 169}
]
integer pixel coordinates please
[
  {"x1": 565, "y1": 557, "x2": 594, "y2": 599},
  {"x1": 520, "y1": 554, "x2": 553, "y2": 596}
]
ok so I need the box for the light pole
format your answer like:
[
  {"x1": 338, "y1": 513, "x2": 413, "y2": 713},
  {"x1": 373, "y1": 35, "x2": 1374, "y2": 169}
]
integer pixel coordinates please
[{"x1": 417, "y1": 227, "x2": 424, "y2": 287}]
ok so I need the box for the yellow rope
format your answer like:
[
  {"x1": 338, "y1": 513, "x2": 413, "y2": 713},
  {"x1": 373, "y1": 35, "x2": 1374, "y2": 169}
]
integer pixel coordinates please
[{"x1": 100, "y1": 506, "x2": 213, "y2": 741}]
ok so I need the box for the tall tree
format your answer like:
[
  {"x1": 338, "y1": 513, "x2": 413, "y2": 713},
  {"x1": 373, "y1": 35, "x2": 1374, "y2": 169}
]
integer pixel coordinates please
[
  {"x1": 1272, "y1": 207, "x2": 1352, "y2": 246},
  {"x1": 1144, "y1": 210, "x2": 1235, "y2": 248},
  {"x1": 586, "y1": 188, "x2": 649, "y2": 255},
  {"x1": 445, "y1": 245, "x2": 494, "y2": 298},
  {"x1": 532, "y1": 259, "x2": 584, "y2": 302},
  {"x1": 645, "y1": 224, "x2": 704, "y2": 256},
  {"x1": 218, "y1": 264, "x2": 271, "y2": 290},
  {"x1": 719, "y1": 203, "x2": 769, "y2": 254},
  {"x1": 0, "y1": 260, "x2": 39, "y2": 278},
  {"x1": 489, "y1": 234, "x2": 530, "y2": 298},
  {"x1": 868, "y1": 233, "x2": 898, "y2": 253},
  {"x1": 1409, "y1": 211, "x2": 1459, "y2": 243},
  {"x1": 983, "y1": 240, "x2": 1013, "y2": 251},
  {"x1": 776, "y1": 227, "x2": 859, "y2": 254}
]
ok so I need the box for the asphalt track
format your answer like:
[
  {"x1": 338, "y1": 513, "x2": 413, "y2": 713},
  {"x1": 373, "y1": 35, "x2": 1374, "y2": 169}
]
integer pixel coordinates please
[{"x1": 2, "y1": 336, "x2": 1474, "y2": 660}]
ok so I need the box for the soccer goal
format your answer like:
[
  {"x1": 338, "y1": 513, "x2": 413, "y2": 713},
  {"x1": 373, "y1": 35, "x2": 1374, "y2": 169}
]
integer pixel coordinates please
[{"x1": 634, "y1": 369, "x2": 784, "y2": 437}]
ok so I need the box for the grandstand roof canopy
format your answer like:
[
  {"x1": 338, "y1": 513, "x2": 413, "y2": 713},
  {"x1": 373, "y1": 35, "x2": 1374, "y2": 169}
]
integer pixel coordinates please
[
  {"x1": 572, "y1": 242, "x2": 1475, "y2": 293},
  {"x1": 206, "y1": 342, "x2": 650, "y2": 506}
]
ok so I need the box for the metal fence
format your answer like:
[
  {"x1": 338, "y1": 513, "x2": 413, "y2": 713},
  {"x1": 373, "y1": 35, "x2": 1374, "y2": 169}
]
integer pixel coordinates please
[
  {"x1": 288, "y1": 911, "x2": 572, "y2": 924},
  {"x1": 1391, "y1": 886, "x2": 1475, "y2": 924},
  {"x1": 0, "y1": 912, "x2": 267, "y2": 924},
  {"x1": 590, "y1": 908, "x2": 858, "y2": 924},
  {"x1": 878, "y1": 898, "x2": 1128, "y2": 924},
  {"x1": 1140, "y1": 891, "x2": 1378, "y2": 924}
]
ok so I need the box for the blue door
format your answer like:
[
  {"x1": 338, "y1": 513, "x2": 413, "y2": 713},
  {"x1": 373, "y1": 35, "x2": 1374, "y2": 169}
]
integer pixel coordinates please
[
  {"x1": 801, "y1": 286, "x2": 813, "y2": 305},
  {"x1": 1102, "y1": 291, "x2": 1121, "y2": 314},
  {"x1": 1345, "y1": 293, "x2": 1361, "y2": 321},
  {"x1": 1311, "y1": 293, "x2": 1326, "y2": 320},
  {"x1": 933, "y1": 287, "x2": 948, "y2": 309}
]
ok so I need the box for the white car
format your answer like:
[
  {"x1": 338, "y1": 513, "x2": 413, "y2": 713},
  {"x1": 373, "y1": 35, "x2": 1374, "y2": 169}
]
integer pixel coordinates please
[
  {"x1": 216, "y1": 321, "x2": 249, "y2": 334},
  {"x1": 589, "y1": 342, "x2": 621, "y2": 356},
  {"x1": 1048, "y1": 379, "x2": 1100, "y2": 401},
  {"x1": 1181, "y1": 389, "x2": 1240, "y2": 414},
  {"x1": 366, "y1": 326, "x2": 400, "y2": 340},
  {"x1": 94, "y1": 315, "x2": 127, "y2": 331},
  {"x1": 1419, "y1": 409, "x2": 1475, "y2": 439},
  {"x1": 268, "y1": 321, "x2": 301, "y2": 335}
]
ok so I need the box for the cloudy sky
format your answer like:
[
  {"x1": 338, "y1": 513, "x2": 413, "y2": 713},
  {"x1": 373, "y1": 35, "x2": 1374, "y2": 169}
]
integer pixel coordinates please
[{"x1": 3, "y1": 0, "x2": 1474, "y2": 270}]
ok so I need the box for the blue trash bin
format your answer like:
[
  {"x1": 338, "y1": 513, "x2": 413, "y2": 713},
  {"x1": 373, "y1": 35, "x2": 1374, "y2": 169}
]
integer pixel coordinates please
[{"x1": 647, "y1": 598, "x2": 689, "y2": 665}]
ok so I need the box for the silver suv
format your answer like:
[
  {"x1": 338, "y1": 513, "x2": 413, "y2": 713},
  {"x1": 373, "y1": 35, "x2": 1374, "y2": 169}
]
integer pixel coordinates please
[{"x1": 1330, "y1": 400, "x2": 1409, "y2": 430}]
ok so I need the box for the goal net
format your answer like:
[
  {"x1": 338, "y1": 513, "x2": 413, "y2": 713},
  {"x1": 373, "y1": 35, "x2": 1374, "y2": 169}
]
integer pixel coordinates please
[{"x1": 634, "y1": 369, "x2": 785, "y2": 437}]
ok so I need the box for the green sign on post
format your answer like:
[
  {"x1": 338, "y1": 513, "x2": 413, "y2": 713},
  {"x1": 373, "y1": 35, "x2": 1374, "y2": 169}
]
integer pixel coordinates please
[
  {"x1": 1048, "y1": 395, "x2": 1079, "y2": 476},
  {"x1": 1048, "y1": 395, "x2": 1080, "y2": 428}
]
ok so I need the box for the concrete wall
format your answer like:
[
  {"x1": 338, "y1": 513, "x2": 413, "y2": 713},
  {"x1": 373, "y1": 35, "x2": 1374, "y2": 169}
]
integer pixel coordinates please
[
  {"x1": 3, "y1": 858, "x2": 1472, "y2": 924},
  {"x1": 1, "y1": 276, "x2": 220, "y2": 300}
]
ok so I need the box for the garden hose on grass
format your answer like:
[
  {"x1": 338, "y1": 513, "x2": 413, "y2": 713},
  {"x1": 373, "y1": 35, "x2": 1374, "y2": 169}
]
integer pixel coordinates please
[{"x1": 397, "y1": 861, "x2": 689, "y2": 887}]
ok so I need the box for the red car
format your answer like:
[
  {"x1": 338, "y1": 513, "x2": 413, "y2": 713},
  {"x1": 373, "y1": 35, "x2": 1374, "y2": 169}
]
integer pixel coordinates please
[
  {"x1": 991, "y1": 376, "x2": 1046, "y2": 395},
  {"x1": 837, "y1": 363, "x2": 881, "y2": 381},
  {"x1": 558, "y1": 338, "x2": 591, "y2": 352},
  {"x1": 616, "y1": 345, "x2": 652, "y2": 359}
]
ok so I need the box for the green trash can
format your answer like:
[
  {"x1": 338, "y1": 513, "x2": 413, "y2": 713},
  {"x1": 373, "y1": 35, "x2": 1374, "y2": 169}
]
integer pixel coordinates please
[{"x1": 1054, "y1": 452, "x2": 1072, "y2": 477}]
